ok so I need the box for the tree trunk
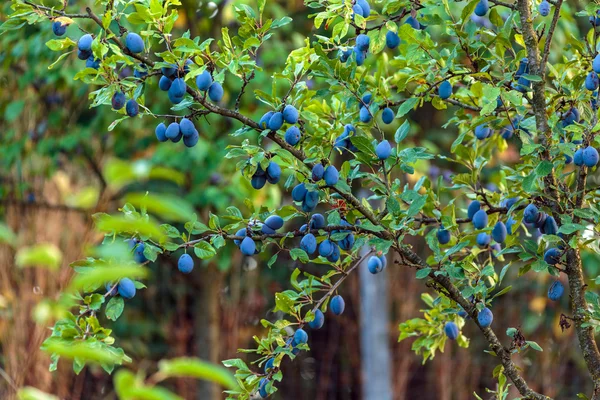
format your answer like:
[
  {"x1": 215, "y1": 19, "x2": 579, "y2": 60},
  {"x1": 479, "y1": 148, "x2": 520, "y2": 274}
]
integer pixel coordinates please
[{"x1": 358, "y1": 247, "x2": 392, "y2": 400}]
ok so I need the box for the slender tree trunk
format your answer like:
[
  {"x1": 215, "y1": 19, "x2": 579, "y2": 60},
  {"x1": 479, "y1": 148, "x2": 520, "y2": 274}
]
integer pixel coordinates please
[
  {"x1": 358, "y1": 247, "x2": 392, "y2": 400},
  {"x1": 195, "y1": 264, "x2": 223, "y2": 400}
]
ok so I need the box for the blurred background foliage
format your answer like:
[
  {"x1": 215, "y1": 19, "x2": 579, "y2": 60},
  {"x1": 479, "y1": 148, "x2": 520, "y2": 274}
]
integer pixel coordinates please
[{"x1": 1, "y1": 0, "x2": 600, "y2": 399}]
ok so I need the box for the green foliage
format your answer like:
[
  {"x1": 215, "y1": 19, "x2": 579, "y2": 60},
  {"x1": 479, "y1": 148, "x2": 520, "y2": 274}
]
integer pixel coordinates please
[{"x1": 6, "y1": 0, "x2": 600, "y2": 398}]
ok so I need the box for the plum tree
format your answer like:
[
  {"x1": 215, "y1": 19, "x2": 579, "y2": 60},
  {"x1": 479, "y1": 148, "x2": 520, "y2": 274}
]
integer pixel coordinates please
[{"x1": 14, "y1": 0, "x2": 600, "y2": 398}]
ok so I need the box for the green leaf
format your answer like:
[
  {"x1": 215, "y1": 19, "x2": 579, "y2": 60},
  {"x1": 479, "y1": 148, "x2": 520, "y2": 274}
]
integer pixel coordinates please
[
  {"x1": 194, "y1": 241, "x2": 216, "y2": 259},
  {"x1": 394, "y1": 120, "x2": 410, "y2": 143},
  {"x1": 416, "y1": 268, "x2": 431, "y2": 279},
  {"x1": 158, "y1": 357, "x2": 238, "y2": 390},
  {"x1": 274, "y1": 292, "x2": 295, "y2": 314},
  {"x1": 123, "y1": 193, "x2": 195, "y2": 223},
  {"x1": 526, "y1": 341, "x2": 543, "y2": 351},
  {"x1": 396, "y1": 98, "x2": 419, "y2": 118},
  {"x1": 535, "y1": 161, "x2": 554, "y2": 177},
  {"x1": 105, "y1": 296, "x2": 125, "y2": 321},
  {"x1": 15, "y1": 244, "x2": 62, "y2": 270},
  {"x1": 290, "y1": 248, "x2": 309, "y2": 263}
]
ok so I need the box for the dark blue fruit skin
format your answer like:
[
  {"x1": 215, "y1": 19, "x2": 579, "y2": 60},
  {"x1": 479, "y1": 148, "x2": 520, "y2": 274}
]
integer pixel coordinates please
[
  {"x1": 318, "y1": 239, "x2": 335, "y2": 257},
  {"x1": 159, "y1": 75, "x2": 172, "y2": 91},
  {"x1": 162, "y1": 64, "x2": 177, "y2": 77},
  {"x1": 310, "y1": 214, "x2": 326, "y2": 229},
  {"x1": 359, "y1": 106, "x2": 372, "y2": 123},
  {"x1": 196, "y1": 70, "x2": 213, "y2": 91},
  {"x1": 356, "y1": 34, "x2": 370, "y2": 52},
  {"x1": 303, "y1": 190, "x2": 319, "y2": 212},
  {"x1": 292, "y1": 183, "x2": 308, "y2": 202},
  {"x1": 259, "y1": 111, "x2": 275, "y2": 129},
  {"x1": 467, "y1": 200, "x2": 481, "y2": 219},
  {"x1": 155, "y1": 123, "x2": 168, "y2": 142},
  {"x1": 112, "y1": 92, "x2": 126, "y2": 110},
  {"x1": 292, "y1": 328, "x2": 308, "y2": 345},
  {"x1": 477, "y1": 307, "x2": 493, "y2": 328},
  {"x1": 178, "y1": 253, "x2": 194, "y2": 273},
  {"x1": 264, "y1": 358, "x2": 275, "y2": 373},
  {"x1": 208, "y1": 82, "x2": 224, "y2": 102},
  {"x1": 438, "y1": 81, "x2": 452, "y2": 99},
  {"x1": 586, "y1": 72, "x2": 600, "y2": 91},
  {"x1": 266, "y1": 162, "x2": 281, "y2": 184},
  {"x1": 300, "y1": 233, "x2": 317, "y2": 255},
  {"x1": 330, "y1": 295, "x2": 345, "y2": 315},
  {"x1": 258, "y1": 378, "x2": 268, "y2": 398},
  {"x1": 240, "y1": 236, "x2": 256, "y2": 256},
  {"x1": 574, "y1": 148, "x2": 584, "y2": 166},
  {"x1": 354, "y1": 47, "x2": 366, "y2": 66},
  {"x1": 541, "y1": 216, "x2": 558, "y2": 235},
  {"x1": 437, "y1": 227, "x2": 451, "y2": 244},
  {"x1": 77, "y1": 49, "x2": 92, "y2": 60},
  {"x1": 134, "y1": 64, "x2": 148, "y2": 78},
  {"x1": 283, "y1": 105, "x2": 299, "y2": 124},
  {"x1": 472, "y1": 209, "x2": 488, "y2": 229},
  {"x1": 594, "y1": 55, "x2": 600, "y2": 74},
  {"x1": 491, "y1": 221, "x2": 507, "y2": 243},
  {"x1": 474, "y1": 125, "x2": 492, "y2": 140},
  {"x1": 180, "y1": 118, "x2": 196, "y2": 137},
  {"x1": 125, "y1": 33, "x2": 144, "y2": 53},
  {"x1": 126, "y1": 99, "x2": 139, "y2": 117},
  {"x1": 312, "y1": 163, "x2": 325, "y2": 181},
  {"x1": 583, "y1": 146, "x2": 600, "y2": 167},
  {"x1": 251, "y1": 174, "x2": 267, "y2": 189},
  {"x1": 261, "y1": 224, "x2": 276, "y2": 235},
  {"x1": 86, "y1": 57, "x2": 101, "y2": 69},
  {"x1": 309, "y1": 309, "x2": 325, "y2": 329},
  {"x1": 476, "y1": 232, "x2": 491, "y2": 247},
  {"x1": 169, "y1": 78, "x2": 187, "y2": 99},
  {"x1": 367, "y1": 255, "x2": 383, "y2": 274},
  {"x1": 267, "y1": 112, "x2": 284, "y2": 131},
  {"x1": 381, "y1": 108, "x2": 394, "y2": 124},
  {"x1": 351, "y1": 4, "x2": 364, "y2": 21},
  {"x1": 234, "y1": 228, "x2": 246, "y2": 246},
  {"x1": 405, "y1": 16, "x2": 420, "y2": 29},
  {"x1": 129, "y1": 239, "x2": 147, "y2": 263},
  {"x1": 323, "y1": 165, "x2": 339, "y2": 186},
  {"x1": 506, "y1": 217, "x2": 517, "y2": 235},
  {"x1": 548, "y1": 280, "x2": 564, "y2": 301},
  {"x1": 118, "y1": 278, "x2": 136, "y2": 299},
  {"x1": 474, "y1": 0, "x2": 489, "y2": 17},
  {"x1": 539, "y1": 0, "x2": 550, "y2": 17},
  {"x1": 52, "y1": 21, "x2": 67, "y2": 36},
  {"x1": 444, "y1": 322, "x2": 459, "y2": 340},
  {"x1": 356, "y1": 0, "x2": 371, "y2": 17},
  {"x1": 285, "y1": 126, "x2": 301, "y2": 145},
  {"x1": 265, "y1": 215, "x2": 284, "y2": 231},
  {"x1": 183, "y1": 131, "x2": 199, "y2": 148},
  {"x1": 385, "y1": 30, "x2": 400, "y2": 49},
  {"x1": 544, "y1": 247, "x2": 561, "y2": 265},
  {"x1": 165, "y1": 122, "x2": 181, "y2": 140},
  {"x1": 376, "y1": 140, "x2": 392, "y2": 160},
  {"x1": 338, "y1": 233, "x2": 355, "y2": 251},
  {"x1": 326, "y1": 243, "x2": 340, "y2": 262},
  {"x1": 362, "y1": 94, "x2": 372, "y2": 104},
  {"x1": 78, "y1": 34, "x2": 93, "y2": 52},
  {"x1": 523, "y1": 204, "x2": 539, "y2": 224}
]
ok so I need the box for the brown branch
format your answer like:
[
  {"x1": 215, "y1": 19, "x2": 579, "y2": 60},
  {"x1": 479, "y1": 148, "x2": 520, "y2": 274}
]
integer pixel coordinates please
[{"x1": 540, "y1": 0, "x2": 563, "y2": 68}]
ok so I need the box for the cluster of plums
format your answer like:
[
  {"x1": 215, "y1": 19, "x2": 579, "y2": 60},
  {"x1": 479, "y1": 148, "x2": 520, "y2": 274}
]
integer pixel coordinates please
[
  {"x1": 299, "y1": 216, "x2": 355, "y2": 262},
  {"x1": 311, "y1": 162, "x2": 339, "y2": 186},
  {"x1": 249, "y1": 161, "x2": 281, "y2": 190},
  {"x1": 358, "y1": 93, "x2": 395, "y2": 125},
  {"x1": 585, "y1": 54, "x2": 600, "y2": 91},
  {"x1": 444, "y1": 305, "x2": 494, "y2": 340},
  {"x1": 73, "y1": 32, "x2": 146, "y2": 117},
  {"x1": 155, "y1": 118, "x2": 200, "y2": 148},
  {"x1": 258, "y1": 105, "x2": 301, "y2": 147},
  {"x1": 234, "y1": 215, "x2": 285, "y2": 256},
  {"x1": 259, "y1": 294, "x2": 345, "y2": 398}
]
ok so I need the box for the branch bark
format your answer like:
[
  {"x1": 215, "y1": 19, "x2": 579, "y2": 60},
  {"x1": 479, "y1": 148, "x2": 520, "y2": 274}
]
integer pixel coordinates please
[{"x1": 517, "y1": 1, "x2": 600, "y2": 397}]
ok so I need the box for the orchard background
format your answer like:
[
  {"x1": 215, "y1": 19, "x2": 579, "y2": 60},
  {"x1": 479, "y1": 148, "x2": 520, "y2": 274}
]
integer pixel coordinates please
[{"x1": 1, "y1": 0, "x2": 600, "y2": 399}]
